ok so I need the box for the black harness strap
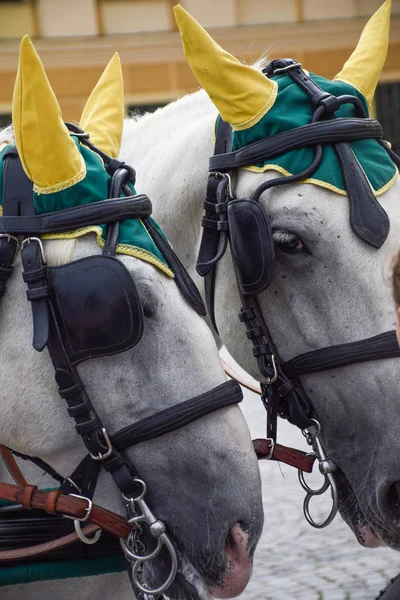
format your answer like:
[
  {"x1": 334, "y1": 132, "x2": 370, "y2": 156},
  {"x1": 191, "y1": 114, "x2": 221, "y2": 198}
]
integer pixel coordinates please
[
  {"x1": 284, "y1": 331, "x2": 400, "y2": 378},
  {"x1": 111, "y1": 380, "x2": 242, "y2": 450},
  {"x1": 1, "y1": 195, "x2": 152, "y2": 235},
  {"x1": 209, "y1": 118, "x2": 383, "y2": 171}
]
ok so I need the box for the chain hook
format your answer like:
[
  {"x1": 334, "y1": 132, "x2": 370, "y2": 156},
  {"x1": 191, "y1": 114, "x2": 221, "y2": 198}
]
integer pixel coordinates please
[
  {"x1": 298, "y1": 419, "x2": 339, "y2": 528},
  {"x1": 120, "y1": 479, "x2": 178, "y2": 596}
]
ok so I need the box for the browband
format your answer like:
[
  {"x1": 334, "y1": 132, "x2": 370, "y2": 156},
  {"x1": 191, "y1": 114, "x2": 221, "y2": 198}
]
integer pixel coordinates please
[
  {"x1": 0, "y1": 195, "x2": 152, "y2": 235},
  {"x1": 209, "y1": 118, "x2": 383, "y2": 171}
]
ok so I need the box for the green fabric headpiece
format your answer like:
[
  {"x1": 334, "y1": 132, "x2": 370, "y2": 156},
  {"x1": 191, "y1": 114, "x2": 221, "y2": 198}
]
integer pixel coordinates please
[
  {"x1": 228, "y1": 73, "x2": 398, "y2": 196},
  {"x1": 0, "y1": 137, "x2": 173, "y2": 277}
]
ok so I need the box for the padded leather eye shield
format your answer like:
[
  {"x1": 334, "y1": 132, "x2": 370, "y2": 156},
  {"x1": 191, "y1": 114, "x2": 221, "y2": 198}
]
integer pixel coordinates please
[
  {"x1": 227, "y1": 199, "x2": 275, "y2": 295},
  {"x1": 50, "y1": 255, "x2": 143, "y2": 365}
]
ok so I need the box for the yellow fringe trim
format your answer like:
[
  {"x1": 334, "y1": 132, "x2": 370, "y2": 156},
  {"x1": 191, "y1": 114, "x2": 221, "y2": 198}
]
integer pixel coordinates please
[
  {"x1": 242, "y1": 163, "x2": 399, "y2": 196},
  {"x1": 33, "y1": 154, "x2": 86, "y2": 195},
  {"x1": 41, "y1": 224, "x2": 174, "y2": 278},
  {"x1": 233, "y1": 80, "x2": 279, "y2": 132}
]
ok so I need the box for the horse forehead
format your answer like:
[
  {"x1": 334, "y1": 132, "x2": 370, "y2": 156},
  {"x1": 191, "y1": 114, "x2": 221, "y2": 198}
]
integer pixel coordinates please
[{"x1": 236, "y1": 170, "x2": 346, "y2": 220}]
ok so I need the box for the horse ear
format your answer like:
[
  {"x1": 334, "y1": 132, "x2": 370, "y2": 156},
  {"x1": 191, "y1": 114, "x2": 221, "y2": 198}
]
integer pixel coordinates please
[
  {"x1": 79, "y1": 53, "x2": 124, "y2": 158},
  {"x1": 12, "y1": 35, "x2": 85, "y2": 194},
  {"x1": 334, "y1": 0, "x2": 391, "y2": 106},
  {"x1": 173, "y1": 4, "x2": 277, "y2": 131}
]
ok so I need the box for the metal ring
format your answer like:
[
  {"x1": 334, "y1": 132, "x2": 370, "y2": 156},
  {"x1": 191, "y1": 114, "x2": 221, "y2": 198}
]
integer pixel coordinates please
[
  {"x1": 74, "y1": 521, "x2": 102, "y2": 544},
  {"x1": 130, "y1": 534, "x2": 178, "y2": 595},
  {"x1": 298, "y1": 468, "x2": 330, "y2": 496},
  {"x1": 123, "y1": 479, "x2": 147, "y2": 504},
  {"x1": 121, "y1": 533, "x2": 163, "y2": 562},
  {"x1": 303, "y1": 474, "x2": 339, "y2": 529}
]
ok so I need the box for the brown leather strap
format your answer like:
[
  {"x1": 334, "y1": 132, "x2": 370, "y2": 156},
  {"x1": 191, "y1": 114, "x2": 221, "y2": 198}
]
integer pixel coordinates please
[
  {"x1": 46, "y1": 489, "x2": 61, "y2": 515},
  {"x1": 0, "y1": 482, "x2": 132, "y2": 538},
  {"x1": 0, "y1": 524, "x2": 100, "y2": 562},
  {"x1": 253, "y1": 438, "x2": 316, "y2": 473},
  {"x1": 0, "y1": 445, "x2": 28, "y2": 487},
  {"x1": 21, "y1": 484, "x2": 37, "y2": 509}
]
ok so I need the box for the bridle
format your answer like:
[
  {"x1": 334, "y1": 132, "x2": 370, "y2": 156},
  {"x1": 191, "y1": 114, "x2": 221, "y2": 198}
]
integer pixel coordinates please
[
  {"x1": 0, "y1": 125, "x2": 244, "y2": 597},
  {"x1": 198, "y1": 59, "x2": 400, "y2": 529}
]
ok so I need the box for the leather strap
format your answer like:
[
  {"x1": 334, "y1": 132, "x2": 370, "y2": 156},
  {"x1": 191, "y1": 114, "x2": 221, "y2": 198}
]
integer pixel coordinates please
[
  {"x1": 0, "y1": 482, "x2": 132, "y2": 539},
  {"x1": 0, "y1": 446, "x2": 27, "y2": 487},
  {"x1": 209, "y1": 118, "x2": 383, "y2": 171},
  {"x1": 111, "y1": 380, "x2": 243, "y2": 450},
  {"x1": 0, "y1": 195, "x2": 152, "y2": 235},
  {"x1": 253, "y1": 439, "x2": 315, "y2": 473},
  {"x1": 283, "y1": 330, "x2": 400, "y2": 378},
  {"x1": 0, "y1": 524, "x2": 100, "y2": 562}
]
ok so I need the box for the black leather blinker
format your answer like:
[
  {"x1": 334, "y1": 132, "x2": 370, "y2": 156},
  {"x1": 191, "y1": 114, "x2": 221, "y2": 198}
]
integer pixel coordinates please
[
  {"x1": 227, "y1": 199, "x2": 275, "y2": 295},
  {"x1": 48, "y1": 255, "x2": 144, "y2": 364}
]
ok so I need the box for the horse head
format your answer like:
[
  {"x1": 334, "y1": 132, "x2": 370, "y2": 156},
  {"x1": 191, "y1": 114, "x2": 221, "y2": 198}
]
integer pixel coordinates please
[
  {"x1": 0, "y1": 37, "x2": 263, "y2": 599},
  {"x1": 166, "y1": 0, "x2": 400, "y2": 551}
]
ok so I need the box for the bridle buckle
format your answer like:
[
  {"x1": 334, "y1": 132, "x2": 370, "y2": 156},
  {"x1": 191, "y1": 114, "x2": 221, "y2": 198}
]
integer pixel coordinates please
[
  {"x1": 0, "y1": 234, "x2": 20, "y2": 266},
  {"x1": 89, "y1": 427, "x2": 113, "y2": 461},
  {"x1": 264, "y1": 438, "x2": 275, "y2": 460},
  {"x1": 63, "y1": 493, "x2": 93, "y2": 523}
]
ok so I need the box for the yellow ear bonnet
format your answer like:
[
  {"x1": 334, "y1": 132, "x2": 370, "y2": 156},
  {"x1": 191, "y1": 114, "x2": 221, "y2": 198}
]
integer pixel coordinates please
[
  {"x1": 173, "y1": 4, "x2": 277, "y2": 130},
  {"x1": 12, "y1": 35, "x2": 85, "y2": 194},
  {"x1": 79, "y1": 53, "x2": 124, "y2": 158}
]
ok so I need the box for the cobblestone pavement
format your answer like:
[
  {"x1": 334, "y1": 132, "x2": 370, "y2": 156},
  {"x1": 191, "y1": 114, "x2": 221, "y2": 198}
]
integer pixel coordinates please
[{"x1": 238, "y1": 389, "x2": 400, "y2": 600}]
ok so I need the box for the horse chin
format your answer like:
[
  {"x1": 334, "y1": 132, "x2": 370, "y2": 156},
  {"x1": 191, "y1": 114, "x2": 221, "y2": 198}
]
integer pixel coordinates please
[
  {"x1": 335, "y1": 469, "x2": 386, "y2": 549},
  {"x1": 139, "y1": 524, "x2": 253, "y2": 600}
]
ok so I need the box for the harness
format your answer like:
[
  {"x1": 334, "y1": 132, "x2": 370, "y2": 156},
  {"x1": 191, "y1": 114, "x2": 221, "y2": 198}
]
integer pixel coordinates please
[
  {"x1": 198, "y1": 59, "x2": 400, "y2": 529},
  {"x1": 0, "y1": 126, "x2": 244, "y2": 596}
]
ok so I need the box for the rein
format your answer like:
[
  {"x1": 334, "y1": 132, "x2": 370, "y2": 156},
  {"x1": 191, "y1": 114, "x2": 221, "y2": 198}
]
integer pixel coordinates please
[
  {"x1": 0, "y1": 128, "x2": 243, "y2": 595},
  {"x1": 198, "y1": 59, "x2": 400, "y2": 529}
]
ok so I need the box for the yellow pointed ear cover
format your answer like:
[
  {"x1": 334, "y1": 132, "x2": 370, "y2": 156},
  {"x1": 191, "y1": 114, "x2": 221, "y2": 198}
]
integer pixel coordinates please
[
  {"x1": 12, "y1": 35, "x2": 85, "y2": 194},
  {"x1": 79, "y1": 53, "x2": 124, "y2": 158},
  {"x1": 174, "y1": 4, "x2": 277, "y2": 130},
  {"x1": 334, "y1": 0, "x2": 391, "y2": 106}
]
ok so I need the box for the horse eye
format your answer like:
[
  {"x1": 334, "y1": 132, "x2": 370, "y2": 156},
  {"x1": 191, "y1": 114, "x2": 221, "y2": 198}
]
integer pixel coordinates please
[{"x1": 273, "y1": 230, "x2": 307, "y2": 254}]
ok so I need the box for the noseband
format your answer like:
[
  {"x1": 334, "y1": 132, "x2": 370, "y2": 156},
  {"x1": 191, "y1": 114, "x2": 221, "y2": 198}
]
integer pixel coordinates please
[
  {"x1": 0, "y1": 125, "x2": 244, "y2": 595},
  {"x1": 198, "y1": 59, "x2": 400, "y2": 529}
]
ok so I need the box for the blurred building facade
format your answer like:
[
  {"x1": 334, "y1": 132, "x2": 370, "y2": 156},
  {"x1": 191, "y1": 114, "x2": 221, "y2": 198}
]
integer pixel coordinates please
[{"x1": 0, "y1": 0, "x2": 399, "y2": 148}]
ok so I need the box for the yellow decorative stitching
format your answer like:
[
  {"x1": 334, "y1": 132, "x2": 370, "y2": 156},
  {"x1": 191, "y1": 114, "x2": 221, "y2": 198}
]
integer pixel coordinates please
[
  {"x1": 242, "y1": 163, "x2": 399, "y2": 196},
  {"x1": 233, "y1": 80, "x2": 279, "y2": 132},
  {"x1": 33, "y1": 153, "x2": 86, "y2": 195},
  {"x1": 42, "y1": 225, "x2": 174, "y2": 278}
]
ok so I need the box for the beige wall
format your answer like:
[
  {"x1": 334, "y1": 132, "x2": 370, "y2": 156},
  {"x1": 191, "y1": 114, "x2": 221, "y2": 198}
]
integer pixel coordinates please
[
  {"x1": 237, "y1": 0, "x2": 297, "y2": 25},
  {"x1": 3, "y1": 1, "x2": 400, "y2": 41},
  {"x1": 0, "y1": 0, "x2": 399, "y2": 121},
  {"x1": 0, "y1": 3, "x2": 36, "y2": 39},
  {"x1": 101, "y1": 1, "x2": 171, "y2": 34},
  {"x1": 38, "y1": 0, "x2": 98, "y2": 37}
]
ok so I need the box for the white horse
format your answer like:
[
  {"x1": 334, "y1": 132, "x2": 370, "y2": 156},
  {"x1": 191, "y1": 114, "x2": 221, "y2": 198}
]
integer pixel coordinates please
[
  {"x1": 121, "y1": 2, "x2": 400, "y2": 552},
  {"x1": 0, "y1": 37, "x2": 263, "y2": 600}
]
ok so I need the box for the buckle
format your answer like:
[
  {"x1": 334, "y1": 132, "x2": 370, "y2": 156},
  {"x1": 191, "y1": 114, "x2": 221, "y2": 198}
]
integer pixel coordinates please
[
  {"x1": 272, "y1": 61, "x2": 302, "y2": 75},
  {"x1": 63, "y1": 493, "x2": 93, "y2": 522},
  {"x1": 0, "y1": 234, "x2": 20, "y2": 266},
  {"x1": 264, "y1": 438, "x2": 275, "y2": 460},
  {"x1": 21, "y1": 237, "x2": 46, "y2": 264},
  {"x1": 89, "y1": 427, "x2": 113, "y2": 461}
]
